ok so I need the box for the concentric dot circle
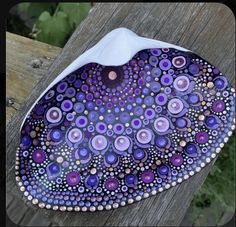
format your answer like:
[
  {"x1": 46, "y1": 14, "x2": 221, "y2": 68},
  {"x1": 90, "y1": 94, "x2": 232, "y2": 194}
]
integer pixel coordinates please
[
  {"x1": 173, "y1": 75, "x2": 190, "y2": 91},
  {"x1": 46, "y1": 107, "x2": 62, "y2": 123},
  {"x1": 136, "y1": 128, "x2": 152, "y2": 144},
  {"x1": 172, "y1": 56, "x2": 186, "y2": 68},
  {"x1": 114, "y1": 136, "x2": 130, "y2": 151},
  {"x1": 68, "y1": 128, "x2": 83, "y2": 143},
  {"x1": 154, "y1": 117, "x2": 170, "y2": 133},
  {"x1": 91, "y1": 135, "x2": 108, "y2": 151},
  {"x1": 167, "y1": 98, "x2": 184, "y2": 114}
]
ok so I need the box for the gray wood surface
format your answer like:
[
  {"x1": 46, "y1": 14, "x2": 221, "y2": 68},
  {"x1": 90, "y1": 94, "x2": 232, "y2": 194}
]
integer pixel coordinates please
[
  {"x1": 6, "y1": 32, "x2": 61, "y2": 125},
  {"x1": 6, "y1": 2, "x2": 235, "y2": 226}
]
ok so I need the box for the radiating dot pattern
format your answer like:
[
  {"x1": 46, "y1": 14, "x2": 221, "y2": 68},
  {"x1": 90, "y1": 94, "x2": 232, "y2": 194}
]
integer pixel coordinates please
[{"x1": 16, "y1": 48, "x2": 235, "y2": 212}]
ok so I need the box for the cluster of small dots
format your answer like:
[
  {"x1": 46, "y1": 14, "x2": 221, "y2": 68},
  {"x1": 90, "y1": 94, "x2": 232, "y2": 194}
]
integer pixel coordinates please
[{"x1": 16, "y1": 48, "x2": 235, "y2": 212}]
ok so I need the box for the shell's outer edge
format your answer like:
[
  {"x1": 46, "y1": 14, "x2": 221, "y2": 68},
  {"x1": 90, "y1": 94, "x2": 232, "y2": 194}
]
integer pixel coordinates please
[
  {"x1": 15, "y1": 121, "x2": 236, "y2": 212},
  {"x1": 20, "y1": 28, "x2": 190, "y2": 130}
]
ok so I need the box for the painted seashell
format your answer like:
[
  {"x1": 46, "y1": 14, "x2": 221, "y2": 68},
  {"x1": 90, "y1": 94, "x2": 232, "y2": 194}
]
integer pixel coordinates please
[{"x1": 16, "y1": 28, "x2": 235, "y2": 212}]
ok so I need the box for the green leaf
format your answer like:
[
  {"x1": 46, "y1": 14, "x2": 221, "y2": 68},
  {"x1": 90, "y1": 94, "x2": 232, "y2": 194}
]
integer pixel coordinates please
[
  {"x1": 59, "y1": 3, "x2": 92, "y2": 28},
  {"x1": 38, "y1": 11, "x2": 51, "y2": 22},
  {"x1": 35, "y1": 10, "x2": 71, "y2": 47}
]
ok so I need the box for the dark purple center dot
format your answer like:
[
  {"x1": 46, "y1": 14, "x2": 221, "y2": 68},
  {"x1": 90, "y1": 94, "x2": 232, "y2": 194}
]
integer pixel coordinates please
[
  {"x1": 99, "y1": 124, "x2": 105, "y2": 130},
  {"x1": 32, "y1": 150, "x2": 46, "y2": 163},
  {"x1": 164, "y1": 78, "x2": 170, "y2": 83},
  {"x1": 158, "y1": 96, "x2": 164, "y2": 102},
  {"x1": 212, "y1": 100, "x2": 225, "y2": 112},
  {"x1": 60, "y1": 84, "x2": 66, "y2": 90},
  {"x1": 141, "y1": 170, "x2": 154, "y2": 183},
  {"x1": 66, "y1": 171, "x2": 80, "y2": 186},
  {"x1": 64, "y1": 102, "x2": 71, "y2": 108},
  {"x1": 96, "y1": 99, "x2": 102, "y2": 106},
  {"x1": 147, "y1": 110, "x2": 153, "y2": 116},
  {"x1": 116, "y1": 125, "x2": 122, "y2": 131},
  {"x1": 119, "y1": 101, "x2": 125, "y2": 106},
  {"x1": 105, "y1": 178, "x2": 119, "y2": 191},
  {"x1": 79, "y1": 119, "x2": 85, "y2": 124},
  {"x1": 134, "y1": 120, "x2": 140, "y2": 126},
  {"x1": 195, "y1": 131, "x2": 209, "y2": 144},
  {"x1": 138, "y1": 79, "x2": 145, "y2": 85},
  {"x1": 163, "y1": 62, "x2": 168, "y2": 67},
  {"x1": 170, "y1": 154, "x2": 183, "y2": 166}
]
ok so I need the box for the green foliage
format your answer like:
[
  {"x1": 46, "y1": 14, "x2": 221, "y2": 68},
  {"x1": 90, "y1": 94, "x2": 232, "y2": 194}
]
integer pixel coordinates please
[
  {"x1": 58, "y1": 3, "x2": 92, "y2": 28},
  {"x1": 36, "y1": 11, "x2": 70, "y2": 47},
  {"x1": 17, "y1": 2, "x2": 92, "y2": 47},
  {"x1": 190, "y1": 132, "x2": 235, "y2": 225}
]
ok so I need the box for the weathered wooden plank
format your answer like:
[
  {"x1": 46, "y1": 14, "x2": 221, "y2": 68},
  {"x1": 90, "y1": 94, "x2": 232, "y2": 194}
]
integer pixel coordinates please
[
  {"x1": 7, "y1": 196, "x2": 30, "y2": 224},
  {"x1": 6, "y1": 32, "x2": 61, "y2": 124},
  {"x1": 6, "y1": 2, "x2": 235, "y2": 226},
  {"x1": 24, "y1": 212, "x2": 52, "y2": 227}
]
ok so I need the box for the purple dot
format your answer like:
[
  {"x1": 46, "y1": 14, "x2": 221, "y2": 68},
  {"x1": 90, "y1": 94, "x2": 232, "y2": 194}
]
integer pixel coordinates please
[
  {"x1": 105, "y1": 178, "x2": 119, "y2": 191},
  {"x1": 170, "y1": 154, "x2": 183, "y2": 166},
  {"x1": 66, "y1": 171, "x2": 80, "y2": 186},
  {"x1": 32, "y1": 150, "x2": 46, "y2": 163},
  {"x1": 61, "y1": 100, "x2": 73, "y2": 111},
  {"x1": 159, "y1": 59, "x2": 171, "y2": 70},
  {"x1": 189, "y1": 64, "x2": 200, "y2": 75},
  {"x1": 195, "y1": 131, "x2": 209, "y2": 144},
  {"x1": 141, "y1": 170, "x2": 154, "y2": 183},
  {"x1": 212, "y1": 100, "x2": 225, "y2": 112}
]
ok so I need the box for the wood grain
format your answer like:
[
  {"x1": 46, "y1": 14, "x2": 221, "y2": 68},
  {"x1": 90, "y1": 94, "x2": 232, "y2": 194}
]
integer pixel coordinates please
[
  {"x1": 6, "y1": 2, "x2": 235, "y2": 226},
  {"x1": 6, "y1": 32, "x2": 61, "y2": 125}
]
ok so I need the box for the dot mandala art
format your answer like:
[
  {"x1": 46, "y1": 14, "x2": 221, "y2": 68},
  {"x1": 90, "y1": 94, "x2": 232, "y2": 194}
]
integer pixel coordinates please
[{"x1": 16, "y1": 28, "x2": 235, "y2": 212}]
